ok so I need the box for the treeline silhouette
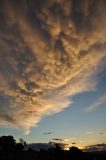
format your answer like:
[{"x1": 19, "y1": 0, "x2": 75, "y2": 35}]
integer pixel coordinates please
[{"x1": 0, "y1": 135, "x2": 106, "y2": 160}]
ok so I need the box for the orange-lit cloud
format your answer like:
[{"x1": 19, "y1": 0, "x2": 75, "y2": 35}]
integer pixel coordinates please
[
  {"x1": 0, "y1": 0, "x2": 106, "y2": 134},
  {"x1": 52, "y1": 137, "x2": 86, "y2": 149}
]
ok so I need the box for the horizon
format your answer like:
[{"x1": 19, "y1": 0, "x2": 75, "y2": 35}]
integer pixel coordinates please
[{"x1": 0, "y1": 135, "x2": 106, "y2": 152}]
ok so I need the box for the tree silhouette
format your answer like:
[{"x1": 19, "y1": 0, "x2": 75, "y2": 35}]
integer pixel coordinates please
[
  {"x1": 0, "y1": 135, "x2": 16, "y2": 151},
  {"x1": 69, "y1": 146, "x2": 83, "y2": 160}
]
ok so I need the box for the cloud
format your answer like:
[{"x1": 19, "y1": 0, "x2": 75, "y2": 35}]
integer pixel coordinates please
[
  {"x1": 26, "y1": 142, "x2": 56, "y2": 151},
  {"x1": 52, "y1": 137, "x2": 85, "y2": 149},
  {"x1": 64, "y1": 138, "x2": 76, "y2": 142},
  {"x1": 85, "y1": 131, "x2": 95, "y2": 135},
  {"x1": 85, "y1": 131, "x2": 106, "y2": 136},
  {"x1": 85, "y1": 94, "x2": 106, "y2": 112},
  {"x1": 0, "y1": 0, "x2": 106, "y2": 134},
  {"x1": 44, "y1": 132, "x2": 54, "y2": 135},
  {"x1": 84, "y1": 143, "x2": 106, "y2": 152},
  {"x1": 52, "y1": 138, "x2": 63, "y2": 141},
  {"x1": 99, "y1": 132, "x2": 104, "y2": 135},
  {"x1": 99, "y1": 132, "x2": 106, "y2": 136}
]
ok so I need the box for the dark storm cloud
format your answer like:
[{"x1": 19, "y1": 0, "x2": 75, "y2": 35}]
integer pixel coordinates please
[{"x1": 0, "y1": 0, "x2": 106, "y2": 134}]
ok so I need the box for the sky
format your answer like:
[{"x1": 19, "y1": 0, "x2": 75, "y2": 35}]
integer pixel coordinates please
[{"x1": 0, "y1": 0, "x2": 106, "y2": 150}]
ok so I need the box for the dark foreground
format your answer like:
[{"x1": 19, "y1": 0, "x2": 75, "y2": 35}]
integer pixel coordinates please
[{"x1": 0, "y1": 136, "x2": 106, "y2": 160}]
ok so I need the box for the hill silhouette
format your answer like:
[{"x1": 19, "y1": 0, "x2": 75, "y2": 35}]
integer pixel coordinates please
[{"x1": 0, "y1": 135, "x2": 106, "y2": 160}]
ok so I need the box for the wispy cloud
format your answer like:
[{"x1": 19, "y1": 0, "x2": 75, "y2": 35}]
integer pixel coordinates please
[
  {"x1": 44, "y1": 132, "x2": 54, "y2": 135},
  {"x1": 52, "y1": 138, "x2": 63, "y2": 141},
  {"x1": 85, "y1": 94, "x2": 106, "y2": 112},
  {"x1": 85, "y1": 130, "x2": 106, "y2": 137},
  {"x1": 99, "y1": 132, "x2": 106, "y2": 136},
  {"x1": 85, "y1": 131, "x2": 95, "y2": 135}
]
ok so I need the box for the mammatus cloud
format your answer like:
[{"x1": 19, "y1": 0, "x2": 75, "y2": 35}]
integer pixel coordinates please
[
  {"x1": 85, "y1": 94, "x2": 106, "y2": 112},
  {"x1": 0, "y1": 0, "x2": 106, "y2": 134}
]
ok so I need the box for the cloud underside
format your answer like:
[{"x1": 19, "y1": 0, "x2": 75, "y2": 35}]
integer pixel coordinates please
[{"x1": 0, "y1": 0, "x2": 106, "y2": 134}]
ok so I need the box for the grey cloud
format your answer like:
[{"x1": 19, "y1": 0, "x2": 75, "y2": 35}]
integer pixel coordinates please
[
  {"x1": 84, "y1": 143, "x2": 106, "y2": 152},
  {"x1": 0, "y1": 0, "x2": 106, "y2": 133},
  {"x1": 26, "y1": 142, "x2": 55, "y2": 151},
  {"x1": 44, "y1": 132, "x2": 54, "y2": 135},
  {"x1": 52, "y1": 138, "x2": 63, "y2": 141},
  {"x1": 99, "y1": 132, "x2": 106, "y2": 136}
]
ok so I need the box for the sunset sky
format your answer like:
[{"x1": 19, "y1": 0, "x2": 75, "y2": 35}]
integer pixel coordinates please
[{"x1": 0, "y1": 0, "x2": 106, "y2": 149}]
